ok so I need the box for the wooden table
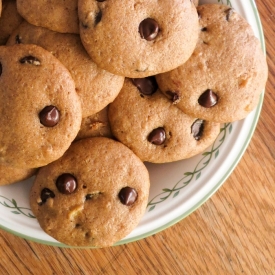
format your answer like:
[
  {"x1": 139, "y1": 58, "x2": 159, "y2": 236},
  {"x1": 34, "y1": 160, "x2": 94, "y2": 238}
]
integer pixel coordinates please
[{"x1": 1, "y1": 1, "x2": 274, "y2": 274}]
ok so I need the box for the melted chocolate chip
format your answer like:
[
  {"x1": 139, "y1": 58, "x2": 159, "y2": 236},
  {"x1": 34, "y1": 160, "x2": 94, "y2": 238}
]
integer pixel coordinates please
[
  {"x1": 201, "y1": 27, "x2": 207, "y2": 31},
  {"x1": 15, "y1": 35, "x2": 22, "y2": 44},
  {"x1": 86, "y1": 194, "x2": 93, "y2": 200},
  {"x1": 0, "y1": 62, "x2": 2, "y2": 76},
  {"x1": 19, "y1": 56, "x2": 41, "y2": 65},
  {"x1": 39, "y1": 105, "x2": 60, "y2": 127},
  {"x1": 132, "y1": 77, "x2": 158, "y2": 96},
  {"x1": 166, "y1": 91, "x2": 180, "y2": 103},
  {"x1": 139, "y1": 18, "x2": 159, "y2": 41},
  {"x1": 40, "y1": 188, "x2": 55, "y2": 204},
  {"x1": 118, "y1": 187, "x2": 137, "y2": 206},
  {"x1": 95, "y1": 10, "x2": 102, "y2": 25},
  {"x1": 148, "y1": 127, "x2": 166, "y2": 145},
  {"x1": 56, "y1": 173, "x2": 77, "y2": 194},
  {"x1": 198, "y1": 89, "x2": 218, "y2": 108},
  {"x1": 191, "y1": 119, "x2": 204, "y2": 140}
]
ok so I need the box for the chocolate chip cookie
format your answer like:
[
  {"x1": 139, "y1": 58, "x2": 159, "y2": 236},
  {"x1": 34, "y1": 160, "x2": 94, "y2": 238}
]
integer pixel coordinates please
[
  {"x1": 16, "y1": 0, "x2": 79, "y2": 34},
  {"x1": 7, "y1": 21, "x2": 124, "y2": 117},
  {"x1": 0, "y1": 44, "x2": 82, "y2": 168},
  {"x1": 30, "y1": 137, "x2": 150, "y2": 247},
  {"x1": 156, "y1": 4, "x2": 268, "y2": 123},
  {"x1": 0, "y1": 0, "x2": 23, "y2": 45},
  {"x1": 108, "y1": 78, "x2": 220, "y2": 163},
  {"x1": 78, "y1": 0, "x2": 199, "y2": 77}
]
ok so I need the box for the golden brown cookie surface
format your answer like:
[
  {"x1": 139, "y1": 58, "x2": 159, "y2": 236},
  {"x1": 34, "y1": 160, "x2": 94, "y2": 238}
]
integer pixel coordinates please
[
  {"x1": 109, "y1": 78, "x2": 220, "y2": 163},
  {"x1": 156, "y1": 4, "x2": 268, "y2": 123},
  {"x1": 78, "y1": 0, "x2": 199, "y2": 77},
  {"x1": 0, "y1": 164, "x2": 36, "y2": 186},
  {"x1": 0, "y1": 44, "x2": 82, "y2": 168},
  {"x1": 30, "y1": 137, "x2": 150, "y2": 247},
  {"x1": 7, "y1": 21, "x2": 124, "y2": 118},
  {"x1": 0, "y1": 0, "x2": 23, "y2": 45},
  {"x1": 16, "y1": 0, "x2": 79, "y2": 34}
]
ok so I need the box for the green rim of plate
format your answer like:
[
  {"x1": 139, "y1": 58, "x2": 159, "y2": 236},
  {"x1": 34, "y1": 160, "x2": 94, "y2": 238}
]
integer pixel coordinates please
[{"x1": 0, "y1": 0, "x2": 266, "y2": 248}]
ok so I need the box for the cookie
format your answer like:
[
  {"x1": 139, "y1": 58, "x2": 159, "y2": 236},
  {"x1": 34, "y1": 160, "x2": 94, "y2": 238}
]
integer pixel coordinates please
[
  {"x1": 30, "y1": 137, "x2": 150, "y2": 247},
  {"x1": 0, "y1": 1, "x2": 2, "y2": 17},
  {"x1": 0, "y1": 164, "x2": 36, "y2": 186},
  {"x1": 75, "y1": 106, "x2": 113, "y2": 141},
  {"x1": 108, "y1": 78, "x2": 220, "y2": 163},
  {"x1": 0, "y1": 44, "x2": 82, "y2": 168},
  {"x1": 78, "y1": 0, "x2": 199, "y2": 78},
  {"x1": 0, "y1": 0, "x2": 23, "y2": 45},
  {"x1": 7, "y1": 21, "x2": 124, "y2": 118},
  {"x1": 156, "y1": 4, "x2": 268, "y2": 123},
  {"x1": 16, "y1": 0, "x2": 79, "y2": 34}
]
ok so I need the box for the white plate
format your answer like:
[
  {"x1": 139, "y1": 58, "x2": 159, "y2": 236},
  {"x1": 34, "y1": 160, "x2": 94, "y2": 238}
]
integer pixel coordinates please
[{"x1": 0, "y1": 0, "x2": 265, "y2": 247}]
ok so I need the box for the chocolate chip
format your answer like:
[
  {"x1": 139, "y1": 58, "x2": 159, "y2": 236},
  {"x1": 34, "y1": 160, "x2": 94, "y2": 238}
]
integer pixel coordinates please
[
  {"x1": 0, "y1": 62, "x2": 2, "y2": 76},
  {"x1": 95, "y1": 10, "x2": 102, "y2": 25},
  {"x1": 40, "y1": 188, "x2": 55, "y2": 204},
  {"x1": 39, "y1": 105, "x2": 60, "y2": 127},
  {"x1": 19, "y1": 56, "x2": 41, "y2": 65},
  {"x1": 201, "y1": 27, "x2": 207, "y2": 31},
  {"x1": 225, "y1": 8, "x2": 234, "y2": 21},
  {"x1": 139, "y1": 18, "x2": 159, "y2": 41},
  {"x1": 191, "y1": 119, "x2": 204, "y2": 140},
  {"x1": 166, "y1": 91, "x2": 180, "y2": 103},
  {"x1": 198, "y1": 89, "x2": 218, "y2": 108},
  {"x1": 132, "y1": 77, "x2": 158, "y2": 96},
  {"x1": 148, "y1": 127, "x2": 166, "y2": 145},
  {"x1": 118, "y1": 187, "x2": 137, "y2": 206},
  {"x1": 56, "y1": 173, "x2": 77, "y2": 194},
  {"x1": 85, "y1": 194, "x2": 93, "y2": 200},
  {"x1": 15, "y1": 35, "x2": 22, "y2": 44}
]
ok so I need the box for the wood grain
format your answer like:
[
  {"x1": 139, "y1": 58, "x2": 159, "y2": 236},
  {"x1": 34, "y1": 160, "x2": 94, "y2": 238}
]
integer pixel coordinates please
[{"x1": 1, "y1": 1, "x2": 275, "y2": 274}]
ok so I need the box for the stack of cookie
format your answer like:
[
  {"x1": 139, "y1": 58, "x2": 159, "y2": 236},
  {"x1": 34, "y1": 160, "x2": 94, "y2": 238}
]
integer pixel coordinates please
[{"x1": 0, "y1": 0, "x2": 267, "y2": 247}]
